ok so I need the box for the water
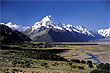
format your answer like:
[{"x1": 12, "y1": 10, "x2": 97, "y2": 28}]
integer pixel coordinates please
[{"x1": 87, "y1": 53, "x2": 101, "y2": 64}]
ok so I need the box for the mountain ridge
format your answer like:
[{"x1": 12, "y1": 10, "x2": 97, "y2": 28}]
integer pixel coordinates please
[
  {"x1": 98, "y1": 28, "x2": 110, "y2": 37},
  {"x1": 0, "y1": 22, "x2": 29, "y2": 32},
  {"x1": 1, "y1": 15, "x2": 109, "y2": 38},
  {"x1": 1, "y1": 15, "x2": 109, "y2": 42},
  {"x1": 0, "y1": 24, "x2": 31, "y2": 43},
  {"x1": 23, "y1": 15, "x2": 103, "y2": 42}
]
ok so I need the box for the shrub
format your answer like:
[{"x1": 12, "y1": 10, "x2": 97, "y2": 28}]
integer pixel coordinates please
[
  {"x1": 87, "y1": 61, "x2": 92, "y2": 65},
  {"x1": 77, "y1": 66, "x2": 84, "y2": 70},
  {"x1": 52, "y1": 62, "x2": 59, "y2": 66},
  {"x1": 80, "y1": 60, "x2": 86, "y2": 64},
  {"x1": 12, "y1": 72, "x2": 15, "y2": 73},
  {"x1": 5, "y1": 72, "x2": 9, "y2": 73},
  {"x1": 90, "y1": 63, "x2": 110, "y2": 73},
  {"x1": 41, "y1": 62, "x2": 48, "y2": 66},
  {"x1": 45, "y1": 65, "x2": 49, "y2": 68},
  {"x1": 12, "y1": 60, "x2": 17, "y2": 67},
  {"x1": 37, "y1": 43, "x2": 43, "y2": 48},
  {"x1": 96, "y1": 63, "x2": 110, "y2": 71},
  {"x1": 69, "y1": 62, "x2": 72, "y2": 66},
  {"x1": 22, "y1": 61, "x2": 31, "y2": 68},
  {"x1": 71, "y1": 59, "x2": 80, "y2": 63},
  {"x1": 32, "y1": 71, "x2": 35, "y2": 73},
  {"x1": 12, "y1": 69, "x2": 22, "y2": 72},
  {"x1": 88, "y1": 64, "x2": 94, "y2": 68},
  {"x1": 71, "y1": 65, "x2": 77, "y2": 68},
  {"x1": 44, "y1": 42, "x2": 52, "y2": 48},
  {"x1": 90, "y1": 70, "x2": 101, "y2": 73},
  {"x1": 12, "y1": 60, "x2": 31, "y2": 68}
]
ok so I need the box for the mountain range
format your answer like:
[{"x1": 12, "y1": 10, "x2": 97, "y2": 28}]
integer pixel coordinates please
[{"x1": 0, "y1": 15, "x2": 110, "y2": 42}]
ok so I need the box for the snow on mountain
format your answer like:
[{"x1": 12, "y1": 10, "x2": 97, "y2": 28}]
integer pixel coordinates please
[
  {"x1": 98, "y1": 28, "x2": 110, "y2": 37},
  {"x1": 0, "y1": 15, "x2": 94, "y2": 37},
  {"x1": 0, "y1": 22, "x2": 29, "y2": 32},
  {"x1": 62, "y1": 24, "x2": 94, "y2": 37},
  {"x1": 32, "y1": 15, "x2": 63, "y2": 30},
  {"x1": 30, "y1": 15, "x2": 94, "y2": 37},
  {"x1": 1, "y1": 15, "x2": 109, "y2": 39},
  {"x1": 75, "y1": 26, "x2": 94, "y2": 36}
]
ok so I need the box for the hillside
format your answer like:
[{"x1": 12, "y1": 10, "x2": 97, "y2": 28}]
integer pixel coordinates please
[{"x1": 0, "y1": 24, "x2": 31, "y2": 43}]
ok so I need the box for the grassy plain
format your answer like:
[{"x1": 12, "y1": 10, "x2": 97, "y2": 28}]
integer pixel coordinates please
[{"x1": 0, "y1": 42, "x2": 109, "y2": 73}]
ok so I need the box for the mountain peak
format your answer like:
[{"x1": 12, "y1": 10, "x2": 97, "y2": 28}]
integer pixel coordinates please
[
  {"x1": 7, "y1": 22, "x2": 12, "y2": 25},
  {"x1": 33, "y1": 15, "x2": 63, "y2": 30},
  {"x1": 41, "y1": 15, "x2": 52, "y2": 22},
  {"x1": 98, "y1": 28, "x2": 110, "y2": 37}
]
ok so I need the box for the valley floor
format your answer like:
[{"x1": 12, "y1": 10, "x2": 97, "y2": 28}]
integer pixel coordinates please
[{"x1": 0, "y1": 42, "x2": 110, "y2": 73}]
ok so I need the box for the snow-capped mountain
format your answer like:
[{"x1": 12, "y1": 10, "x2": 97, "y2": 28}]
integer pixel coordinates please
[
  {"x1": 0, "y1": 22, "x2": 29, "y2": 32},
  {"x1": 62, "y1": 24, "x2": 94, "y2": 37},
  {"x1": 27, "y1": 15, "x2": 94, "y2": 37},
  {"x1": 98, "y1": 28, "x2": 110, "y2": 37},
  {"x1": 32, "y1": 15, "x2": 63, "y2": 30},
  {"x1": 24, "y1": 15, "x2": 96, "y2": 42},
  {"x1": 1, "y1": 15, "x2": 109, "y2": 42},
  {"x1": 0, "y1": 15, "x2": 95, "y2": 38}
]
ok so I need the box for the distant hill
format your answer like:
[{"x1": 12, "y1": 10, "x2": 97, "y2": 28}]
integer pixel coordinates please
[{"x1": 95, "y1": 38, "x2": 110, "y2": 42}]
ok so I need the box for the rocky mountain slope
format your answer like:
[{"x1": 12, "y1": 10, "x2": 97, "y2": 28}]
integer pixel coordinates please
[
  {"x1": 0, "y1": 22, "x2": 29, "y2": 32},
  {"x1": 0, "y1": 24, "x2": 31, "y2": 43},
  {"x1": 24, "y1": 15, "x2": 96, "y2": 42}
]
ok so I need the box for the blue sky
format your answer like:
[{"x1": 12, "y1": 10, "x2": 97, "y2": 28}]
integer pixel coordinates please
[{"x1": 1, "y1": 0, "x2": 109, "y2": 30}]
